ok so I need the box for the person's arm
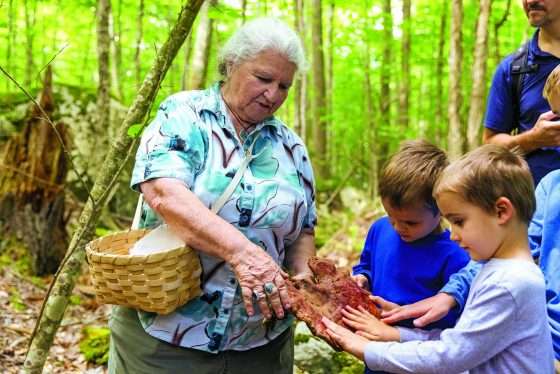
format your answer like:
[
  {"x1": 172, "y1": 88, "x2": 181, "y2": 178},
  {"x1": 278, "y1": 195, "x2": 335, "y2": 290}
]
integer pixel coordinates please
[
  {"x1": 529, "y1": 172, "x2": 560, "y2": 360},
  {"x1": 381, "y1": 261, "x2": 481, "y2": 326},
  {"x1": 352, "y1": 223, "x2": 377, "y2": 289},
  {"x1": 284, "y1": 230, "x2": 316, "y2": 280},
  {"x1": 483, "y1": 113, "x2": 560, "y2": 153},
  {"x1": 363, "y1": 283, "x2": 520, "y2": 373},
  {"x1": 141, "y1": 178, "x2": 289, "y2": 320}
]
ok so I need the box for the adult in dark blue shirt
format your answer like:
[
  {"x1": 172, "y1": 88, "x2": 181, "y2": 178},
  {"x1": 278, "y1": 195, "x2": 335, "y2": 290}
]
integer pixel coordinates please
[{"x1": 484, "y1": 0, "x2": 560, "y2": 185}]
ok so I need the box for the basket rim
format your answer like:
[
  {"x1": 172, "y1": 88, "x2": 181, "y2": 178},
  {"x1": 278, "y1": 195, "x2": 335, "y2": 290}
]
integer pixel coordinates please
[{"x1": 85, "y1": 228, "x2": 190, "y2": 259}]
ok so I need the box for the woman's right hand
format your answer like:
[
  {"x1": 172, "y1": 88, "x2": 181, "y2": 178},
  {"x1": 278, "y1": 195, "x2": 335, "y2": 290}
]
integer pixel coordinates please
[{"x1": 229, "y1": 243, "x2": 291, "y2": 320}]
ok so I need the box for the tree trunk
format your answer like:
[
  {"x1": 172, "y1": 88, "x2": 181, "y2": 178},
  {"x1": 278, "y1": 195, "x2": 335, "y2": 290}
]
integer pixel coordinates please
[
  {"x1": 447, "y1": 0, "x2": 463, "y2": 160},
  {"x1": 467, "y1": 0, "x2": 492, "y2": 150},
  {"x1": 95, "y1": 0, "x2": 112, "y2": 174},
  {"x1": 135, "y1": 0, "x2": 145, "y2": 90},
  {"x1": 24, "y1": 0, "x2": 36, "y2": 88},
  {"x1": 365, "y1": 43, "x2": 378, "y2": 199},
  {"x1": 494, "y1": 0, "x2": 511, "y2": 66},
  {"x1": 326, "y1": 0, "x2": 335, "y2": 167},
  {"x1": 434, "y1": 0, "x2": 448, "y2": 145},
  {"x1": 293, "y1": 0, "x2": 307, "y2": 141},
  {"x1": 378, "y1": 0, "x2": 392, "y2": 171},
  {"x1": 23, "y1": 2, "x2": 205, "y2": 372},
  {"x1": 111, "y1": 0, "x2": 124, "y2": 101},
  {"x1": 399, "y1": 0, "x2": 411, "y2": 129},
  {"x1": 311, "y1": 0, "x2": 328, "y2": 179},
  {"x1": 0, "y1": 67, "x2": 68, "y2": 276},
  {"x1": 189, "y1": 0, "x2": 216, "y2": 90},
  {"x1": 181, "y1": 33, "x2": 194, "y2": 91},
  {"x1": 5, "y1": 0, "x2": 15, "y2": 91},
  {"x1": 241, "y1": 0, "x2": 247, "y2": 23}
]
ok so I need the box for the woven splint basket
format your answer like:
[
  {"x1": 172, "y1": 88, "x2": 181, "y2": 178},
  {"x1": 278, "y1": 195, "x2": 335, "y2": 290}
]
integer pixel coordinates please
[{"x1": 85, "y1": 229, "x2": 202, "y2": 314}]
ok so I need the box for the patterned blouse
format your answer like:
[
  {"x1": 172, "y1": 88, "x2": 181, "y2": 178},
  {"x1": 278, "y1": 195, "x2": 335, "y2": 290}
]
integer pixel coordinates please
[{"x1": 130, "y1": 83, "x2": 317, "y2": 352}]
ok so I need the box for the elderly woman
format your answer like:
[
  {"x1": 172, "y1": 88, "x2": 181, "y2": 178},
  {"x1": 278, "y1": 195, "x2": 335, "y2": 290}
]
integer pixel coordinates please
[{"x1": 108, "y1": 18, "x2": 317, "y2": 373}]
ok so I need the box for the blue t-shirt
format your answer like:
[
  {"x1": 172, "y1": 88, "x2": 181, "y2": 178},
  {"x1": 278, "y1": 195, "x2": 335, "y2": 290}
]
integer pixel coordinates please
[
  {"x1": 484, "y1": 29, "x2": 560, "y2": 185},
  {"x1": 353, "y1": 216, "x2": 470, "y2": 330}
]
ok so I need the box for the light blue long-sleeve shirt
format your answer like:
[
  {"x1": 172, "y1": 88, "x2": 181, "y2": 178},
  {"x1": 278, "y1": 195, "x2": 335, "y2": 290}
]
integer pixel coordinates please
[
  {"x1": 365, "y1": 259, "x2": 554, "y2": 373},
  {"x1": 440, "y1": 169, "x2": 560, "y2": 360}
]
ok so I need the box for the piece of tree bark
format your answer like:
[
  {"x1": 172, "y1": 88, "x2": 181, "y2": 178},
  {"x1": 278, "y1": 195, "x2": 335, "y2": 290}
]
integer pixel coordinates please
[
  {"x1": 311, "y1": 0, "x2": 329, "y2": 179},
  {"x1": 189, "y1": 0, "x2": 217, "y2": 90},
  {"x1": 447, "y1": 0, "x2": 463, "y2": 160},
  {"x1": 399, "y1": 0, "x2": 411, "y2": 129},
  {"x1": 467, "y1": 0, "x2": 492, "y2": 150},
  {"x1": 22, "y1": 2, "x2": 204, "y2": 372}
]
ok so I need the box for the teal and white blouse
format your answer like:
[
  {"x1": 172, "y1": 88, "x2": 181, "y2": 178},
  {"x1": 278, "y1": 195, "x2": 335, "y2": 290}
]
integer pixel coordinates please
[{"x1": 130, "y1": 83, "x2": 317, "y2": 352}]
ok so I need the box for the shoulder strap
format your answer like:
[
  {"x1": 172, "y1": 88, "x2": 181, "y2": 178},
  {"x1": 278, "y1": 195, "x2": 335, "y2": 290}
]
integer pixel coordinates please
[
  {"x1": 210, "y1": 135, "x2": 261, "y2": 214},
  {"x1": 510, "y1": 41, "x2": 539, "y2": 126}
]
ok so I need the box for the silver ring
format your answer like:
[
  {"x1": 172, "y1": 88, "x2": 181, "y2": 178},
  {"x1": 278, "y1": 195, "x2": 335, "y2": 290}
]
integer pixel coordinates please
[
  {"x1": 253, "y1": 290, "x2": 265, "y2": 300},
  {"x1": 264, "y1": 282, "x2": 275, "y2": 295}
]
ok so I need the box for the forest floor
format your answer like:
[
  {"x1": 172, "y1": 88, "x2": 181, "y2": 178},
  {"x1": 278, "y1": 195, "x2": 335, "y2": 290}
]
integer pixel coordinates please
[
  {"x1": 0, "y1": 267, "x2": 111, "y2": 373},
  {"x1": 0, "y1": 206, "x2": 381, "y2": 373}
]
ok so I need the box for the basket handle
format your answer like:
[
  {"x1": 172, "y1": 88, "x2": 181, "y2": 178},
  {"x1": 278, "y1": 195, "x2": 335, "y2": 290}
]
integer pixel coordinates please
[{"x1": 131, "y1": 193, "x2": 144, "y2": 230}]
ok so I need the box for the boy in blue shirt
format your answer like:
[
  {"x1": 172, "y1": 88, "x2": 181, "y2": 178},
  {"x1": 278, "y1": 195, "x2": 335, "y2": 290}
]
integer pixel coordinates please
[{"x1": 352, "y1": 140, "x2": 470, "y2": 340}]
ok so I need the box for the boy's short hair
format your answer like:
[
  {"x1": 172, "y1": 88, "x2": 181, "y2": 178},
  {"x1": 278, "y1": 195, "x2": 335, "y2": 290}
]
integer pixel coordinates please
[
  {"x1": 543, "y1": 64, "x2": 560, "y2": 102},
  {"x1": 379, "y1": 140, "x2": 448, "y2": 214},
  {"x1": 433, "y1": 144, "x2": 535, "y2": 224}
]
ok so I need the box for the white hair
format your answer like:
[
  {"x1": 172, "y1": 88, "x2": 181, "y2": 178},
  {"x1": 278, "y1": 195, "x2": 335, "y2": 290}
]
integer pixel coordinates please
[{"x1": 218, "y1": 17, "x2": 307, "y2": 77}]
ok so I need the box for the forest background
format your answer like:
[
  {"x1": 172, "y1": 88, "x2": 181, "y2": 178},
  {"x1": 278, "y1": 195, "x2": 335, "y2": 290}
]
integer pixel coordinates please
[{"x1": 0, "y1": 0, "x2": 534, "y2": 372}]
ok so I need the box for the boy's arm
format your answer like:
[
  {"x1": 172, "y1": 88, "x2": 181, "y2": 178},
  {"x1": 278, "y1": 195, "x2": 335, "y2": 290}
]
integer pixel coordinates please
[
  {"x1": 381, "y1": 261, "x2": 482, "y2": 326},
  {"x1": 440, "y1": 260, "x2": 482, "y2": 311},
  {"x1": 352, "y1": 223, "x2": 378, "y2": 287},
  {"x1": 364, "y1": 281, "x2": 520, "y2": 373}
]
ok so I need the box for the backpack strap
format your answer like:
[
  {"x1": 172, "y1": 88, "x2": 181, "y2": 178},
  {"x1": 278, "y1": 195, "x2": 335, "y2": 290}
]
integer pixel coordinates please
[{"x1": 510, "y1": 41, "x2": 539, "y2": 126}]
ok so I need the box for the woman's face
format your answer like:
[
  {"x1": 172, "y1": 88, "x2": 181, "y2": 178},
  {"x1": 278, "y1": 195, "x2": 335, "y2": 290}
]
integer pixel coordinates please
[{"x1": 222, "y1": 50, "x2": 296, "y2": 125}]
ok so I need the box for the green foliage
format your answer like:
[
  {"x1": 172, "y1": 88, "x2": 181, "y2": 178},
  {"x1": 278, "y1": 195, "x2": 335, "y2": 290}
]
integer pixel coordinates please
[
  {"x1": 0, "y1": 237, "x2": 32, "y2": 275},
  {"x1": 69, "y1": 294, "x2": 82, "y2": 306},
  {"x1": 332, "y1": 351, "x2": 365, "y2": 374},
  {"x1": 315, "y1": 205, "x2": 355, "y2": 249},
  {"x1": 79, "y1": 326, "x2": 110, "y2": 365},
  {"x1": 295, "y1": 332, "x2": 311, "y2": 345},
  {"x1": 8, "y1": 287, "x2": 26, "y2": 311}
]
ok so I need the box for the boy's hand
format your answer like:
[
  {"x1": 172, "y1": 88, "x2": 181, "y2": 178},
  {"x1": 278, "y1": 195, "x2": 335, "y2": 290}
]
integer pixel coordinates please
[
  {"x1": 322, "y1": 316, "x2": 369, "y2": 361},
  {"x1": 380, "y1": 293, "x2": 456, "y2": 327},
  {"x1": 351, "y1": 274, "x2": 369, "y2": 290},
  {"x1": 370, "y1": 295, "x2": 400, "y2": 312},
  {"x1": 342, "y1": 305, "x2": 400, "y2": 342}
]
